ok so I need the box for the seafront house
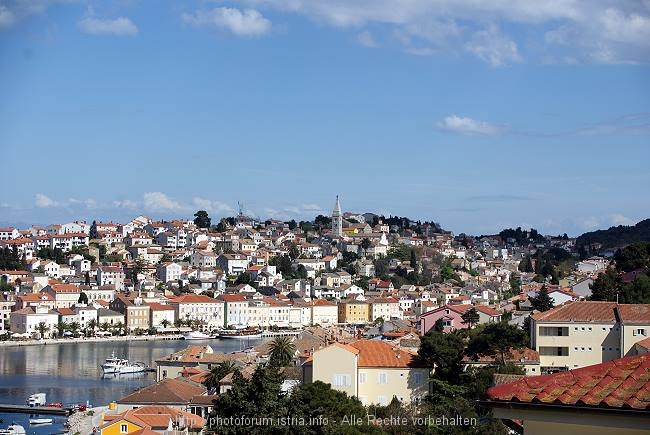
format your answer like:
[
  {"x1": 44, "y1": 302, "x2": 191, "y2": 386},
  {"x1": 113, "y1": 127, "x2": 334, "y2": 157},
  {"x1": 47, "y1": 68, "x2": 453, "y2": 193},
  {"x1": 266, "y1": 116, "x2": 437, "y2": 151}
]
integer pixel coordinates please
[
  {"x1": 218, "y1": 293, "x2": 249, "y2": 327},
  {"x1": 10, "y1": 306, "x2": 59, "y2": 336},
  {"x1": 110, "y1": 295, "x2": 151, "y2": 332},
  {"x1": 168, "y1": 294, "x2": 223, "y2": 330},
  {"x1": 147, "y1": 302, "x2": 176, "y2": 328},
  {"x1": 96, "y1": 308, "x2": 124, "y2": 327},
  {"x1": 530, "y1": 301, "x2": 650, "y2": 372},
  {"x1": 338, "y1": 299, "x2": 370, "y2": 324},
  {"x1": 303, "y1": 339, "x2": 430, "y2": 406}
]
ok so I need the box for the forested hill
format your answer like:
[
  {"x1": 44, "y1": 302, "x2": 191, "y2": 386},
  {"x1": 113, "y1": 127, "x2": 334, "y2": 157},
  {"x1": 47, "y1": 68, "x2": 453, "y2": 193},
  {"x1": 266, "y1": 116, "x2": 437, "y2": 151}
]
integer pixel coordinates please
[{"x1": 576, "y1": 219, "x2": 650, "y2": 249}]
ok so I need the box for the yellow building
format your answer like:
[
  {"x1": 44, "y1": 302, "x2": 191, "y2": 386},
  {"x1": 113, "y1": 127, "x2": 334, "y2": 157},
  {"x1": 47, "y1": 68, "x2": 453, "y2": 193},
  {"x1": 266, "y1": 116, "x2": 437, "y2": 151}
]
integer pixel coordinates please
[
  {"x1": 338, "y1": 300, "x2": 370, "y2": 324},
  {"x1": 303, "y1": 339, "x2": 430, "y2": 406},
  {"x1": 99, "y1": 405, "x2": 204, "y2": 434},
  {"x1": 531, "y1": 302, "x2": 650, "y2": 373}
]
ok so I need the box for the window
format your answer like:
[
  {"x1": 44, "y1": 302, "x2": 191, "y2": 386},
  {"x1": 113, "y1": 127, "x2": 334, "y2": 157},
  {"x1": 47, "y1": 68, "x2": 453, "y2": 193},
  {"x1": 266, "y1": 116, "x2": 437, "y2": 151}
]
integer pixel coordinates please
[
  {"x1": 333, "y1": 374, "x2": 351, "y2": 387},
  {"x1": 120, "y1": 424, "x2": 128, "y2": 433},
  {"x1": 414, "y1": 373, "x2": 423, "y2": 384},
  {"x1": 358, "y1": 373, "x2": 367, "y2": 384},
  {"x1": 378, "y1": 372, "x2": 388, "y2": 384},
  {"x1": 634, "y1": 328, "x2": 646, "y2": 336},
  {"x1": 377, "y1": 395, "x2": 387, "y2": 406}
]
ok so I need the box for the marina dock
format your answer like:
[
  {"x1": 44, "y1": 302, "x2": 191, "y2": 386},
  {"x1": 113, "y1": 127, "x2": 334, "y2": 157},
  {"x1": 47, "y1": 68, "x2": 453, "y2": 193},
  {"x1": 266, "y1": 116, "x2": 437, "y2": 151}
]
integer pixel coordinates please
[{"x1": 0, "y1": 404, "x2": 71, "y2": 415}]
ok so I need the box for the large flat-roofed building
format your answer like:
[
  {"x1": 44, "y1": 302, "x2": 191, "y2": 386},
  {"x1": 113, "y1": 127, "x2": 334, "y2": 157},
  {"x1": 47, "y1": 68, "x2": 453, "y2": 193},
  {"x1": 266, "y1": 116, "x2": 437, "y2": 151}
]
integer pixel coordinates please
[{"x1": 531, "y1": 301, "x2": 650, "y2": 373}]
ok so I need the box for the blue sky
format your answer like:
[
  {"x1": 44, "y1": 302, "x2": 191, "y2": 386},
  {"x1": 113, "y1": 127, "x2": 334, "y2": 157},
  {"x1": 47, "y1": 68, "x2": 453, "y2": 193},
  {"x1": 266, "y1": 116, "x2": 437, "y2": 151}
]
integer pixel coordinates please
[{"x1": 1, "y1": 0, "x2": 649, "y2": 235}]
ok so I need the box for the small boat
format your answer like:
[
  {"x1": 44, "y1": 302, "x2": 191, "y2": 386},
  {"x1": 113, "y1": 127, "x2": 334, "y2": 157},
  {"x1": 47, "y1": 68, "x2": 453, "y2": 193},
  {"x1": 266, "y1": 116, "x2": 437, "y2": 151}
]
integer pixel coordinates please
[
  {"x1": 182, "y1": 331, "x2": 211, "y2": 340},
  {"x1": 0, "y1": 424, "x2": 26, "y2": 435},
  {"x1": 28, "y1": 418, "x2": 53, "y2": 425},
  {"x1": 100, "y1": 352, "x2": 147, "y2": 374},
  {"x1": 216, "y1": 328, "x2": 262, "y2": 339}
]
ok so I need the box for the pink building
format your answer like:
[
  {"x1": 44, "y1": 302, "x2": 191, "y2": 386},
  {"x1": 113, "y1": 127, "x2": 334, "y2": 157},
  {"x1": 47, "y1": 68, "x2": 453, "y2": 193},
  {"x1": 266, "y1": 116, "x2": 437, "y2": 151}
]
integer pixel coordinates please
[{"x1": 419, "y1": 304, "x2": 472, "y2": 334}]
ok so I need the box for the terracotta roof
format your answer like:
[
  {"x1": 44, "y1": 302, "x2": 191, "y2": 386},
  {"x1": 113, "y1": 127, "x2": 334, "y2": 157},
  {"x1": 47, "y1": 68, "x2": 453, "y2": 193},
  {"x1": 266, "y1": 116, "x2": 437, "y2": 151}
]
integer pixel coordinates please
[
  {"x1": 350, "y1": 339, "x2": 426, "y2": 368},
  {"x1": 117, "y1": 377, "x2": 206, "y2": 404},
  {"x1": 147, "y1": 302, "x2": 175, "y2": 311},
  {"x1": 531, "y1": 301, "x2": 618, "y2": 322},
  {"x1": 475, "y1": 305, "x2": 502, "y2": 316},
  {"x1": 617, "y1": 304, "x2": 650, "y2": 324},
  {"x1": 56, "y1": 308, "x2": 75, "y2": 315},
  {"x1": 169, "y1": 294, "x2": 220, "y2": 304},
  {"x1": 219, "y1": 294, "x2": 248, "y2": 302},
  {"x1": 635, "y1": 337, "x2": 650, "y2": 350},
  {"x1": 486, "y1": 353, "x2": 650, "y2": 410},
  {"x1": 49, "y1": 284, "x2": 80, "y2": 293}
]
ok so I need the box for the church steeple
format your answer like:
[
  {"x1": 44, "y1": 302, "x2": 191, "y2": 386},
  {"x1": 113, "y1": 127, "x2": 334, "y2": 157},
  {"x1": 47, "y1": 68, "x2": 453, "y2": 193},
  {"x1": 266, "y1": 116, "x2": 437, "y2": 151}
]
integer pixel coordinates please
[{"x1": 332, "y1": 195, "x2": 342, "y2": 237}]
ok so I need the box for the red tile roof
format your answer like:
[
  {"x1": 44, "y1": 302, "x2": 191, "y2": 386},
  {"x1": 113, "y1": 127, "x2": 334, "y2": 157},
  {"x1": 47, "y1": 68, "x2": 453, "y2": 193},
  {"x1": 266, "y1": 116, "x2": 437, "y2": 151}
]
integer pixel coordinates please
[
  {"x1": 617, "y1": 304, "x2": 650, "y2": 324},
  {"x1": 170, "y1": 294, "x2": 220, "y2": 304},
  {"x1": 349, "y1": 339, "x2": 426, "y2": 368},
  {"x1": 486, "y1": 354, "x2": 650, "y2": 410},
  {"x1": 532, "y1": 301, "x2": 618, "y2": 322}
]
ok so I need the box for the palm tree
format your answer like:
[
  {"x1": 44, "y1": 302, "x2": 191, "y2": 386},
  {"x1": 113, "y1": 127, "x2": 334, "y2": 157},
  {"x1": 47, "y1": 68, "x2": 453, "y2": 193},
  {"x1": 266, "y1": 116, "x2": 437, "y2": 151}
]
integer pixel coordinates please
[
  {"x1": 100, "y1": 322, "x2": 110, "y2": 332},
  {"x1": 113, "y1": 321, "x2": 124, "y2": 336},
  {"x1": 69, "y1": 321, "x2": 80, "y2": 337},
  {"x1": 87, "y1": 318, "x2": 97, "y2": 336},
  {"x1": 56, "y1": 320, "x2": 68, "y2": 338},
  {"x1": 268, "y1": 336, "x2": 296, "y2": 367},
  {"x1": 36, "y1": 321, "x2": 50, "y2": 339},
  {"x1": 203, "y1": 361, "x2": 237, "y2": 393},
  {"x1": 160, "y1": 319, "x2": 170, "y2": 329}
]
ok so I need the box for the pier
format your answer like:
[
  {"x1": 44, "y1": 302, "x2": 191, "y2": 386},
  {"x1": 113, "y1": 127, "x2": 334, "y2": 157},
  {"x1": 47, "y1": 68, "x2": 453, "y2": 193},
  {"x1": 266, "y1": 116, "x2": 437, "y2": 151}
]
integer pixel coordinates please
[{"x1": 0, "y1": 404, "x2": 71, "y2": 416}]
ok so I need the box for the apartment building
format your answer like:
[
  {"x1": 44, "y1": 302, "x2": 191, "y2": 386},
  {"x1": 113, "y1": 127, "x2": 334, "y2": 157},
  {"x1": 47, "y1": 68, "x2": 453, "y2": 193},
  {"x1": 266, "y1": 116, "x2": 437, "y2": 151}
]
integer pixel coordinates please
[{"x1": 530, "y1": 301, "x2": 650, "y2": 373}]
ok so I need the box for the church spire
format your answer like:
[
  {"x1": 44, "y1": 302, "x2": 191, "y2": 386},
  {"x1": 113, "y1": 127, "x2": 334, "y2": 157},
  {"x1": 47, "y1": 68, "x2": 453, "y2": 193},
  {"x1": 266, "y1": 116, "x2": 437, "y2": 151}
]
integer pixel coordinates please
[{"x1": 332, "y1": 195, "x2": 343, "y2": 237}]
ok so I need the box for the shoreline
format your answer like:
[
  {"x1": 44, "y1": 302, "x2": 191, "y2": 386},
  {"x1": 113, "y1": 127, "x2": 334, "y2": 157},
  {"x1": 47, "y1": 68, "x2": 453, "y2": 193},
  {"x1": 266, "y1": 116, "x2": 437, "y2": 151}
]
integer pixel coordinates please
[{"x1": 0, "y1": 334, "x2": 185, "y2": 348}]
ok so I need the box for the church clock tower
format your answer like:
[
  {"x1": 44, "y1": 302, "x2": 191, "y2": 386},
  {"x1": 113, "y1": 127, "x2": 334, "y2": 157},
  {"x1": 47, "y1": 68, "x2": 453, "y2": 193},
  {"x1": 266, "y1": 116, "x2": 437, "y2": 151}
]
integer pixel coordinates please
[{"x1": 332, "y1": 195, "x2": 343, "y2": 237}]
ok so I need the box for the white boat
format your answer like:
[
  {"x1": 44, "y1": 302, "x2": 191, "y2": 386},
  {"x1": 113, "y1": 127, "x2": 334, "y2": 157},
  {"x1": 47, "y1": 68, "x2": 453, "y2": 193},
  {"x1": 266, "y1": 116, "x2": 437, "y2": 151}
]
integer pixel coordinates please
[
  {"x1": 28, "y1": 418, "x2": 53, "y2": 425},
  {"x1": 100, "y1": 352, "x2": 147, "y2": 374},
  {"x1": 0, "y1": 424, "x2": 26, "y2": 435},
  {"x1": 182, "y1": 331, "x2": 211, "y2": 340},
  {"x1": 26, "y1": 393, "x2": 46, "y2": 407},
  {"x1": 216, "y1": 328, "x2": 262, "y2": 339}
]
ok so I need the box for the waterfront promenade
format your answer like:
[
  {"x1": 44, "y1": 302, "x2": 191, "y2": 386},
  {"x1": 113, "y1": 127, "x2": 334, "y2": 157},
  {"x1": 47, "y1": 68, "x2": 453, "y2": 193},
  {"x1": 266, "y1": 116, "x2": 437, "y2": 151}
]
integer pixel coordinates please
[{"x1": 0, "y1": 334, "x2": 184, "y2": 348}]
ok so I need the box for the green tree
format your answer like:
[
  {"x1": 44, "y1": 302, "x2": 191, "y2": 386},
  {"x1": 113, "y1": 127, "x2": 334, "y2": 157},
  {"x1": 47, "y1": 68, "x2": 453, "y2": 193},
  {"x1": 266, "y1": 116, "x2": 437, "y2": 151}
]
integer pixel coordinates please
[
  {"x1": 100, "y1": 322, "x2": 110, "y2": 332},
  {"x1": 620, "y1": 274, "x2": 650, "y2": 304},
  {"x1": 288, "y1": 243, "x2": 300, "y2": 260},
  {"x1": 57, "y1": 320, "x2": 69, "y2": 338},
  {"x1": 530, "y1": 287, "x2": 554, "y2": 312},
  {"x1": 84, "y1": 271, "x2": 91, "y2": 286},
  {"x1": 418, "y1": 329, "x2": 465, "y2": 382},
  {"x1": 78, "y1": 292, "x2": 89, "y2": 305},
  {"x1": 360, "y1": 238, "x2": 372, "y2": 257},
  {"x1": 268, "y1": 336, "x2": 296, "y2": 367},
  {"x1": 461, "y1": 307, "x2": 480, "y2": 329},
  {"x1": 86, "y1": 318, "x2": 97, "y2": 336},
  {"x1": 203, "y1": 360, "x2": 237, "y2": 393},
  {"x1": 36, "y1": 321, "x2": 50, "y2": 339},
  {"x1": 193, "y1": 210, "x2": 212, "y2": 229},
  {"x1": 160, "y1": 319, "x2": 170, "y2": 329},
  {"x1": 288, "y1": 219, "x2": 297, "y2": 230},
  {"x1": 68, "y1": 321, "x2": 80, "y2": 337},
  {"x1": 518, "y1": 255, "x2": 534, "y2": 272},
  {"x1": 466, "y1": 322, "x2": 529, "y2": 365},
  {"x1": 590, "y1": 267, "x2": 621, "y2": 301},
  {"x1": 410, "y1": 249, "x2": 417, "y2": 268}
]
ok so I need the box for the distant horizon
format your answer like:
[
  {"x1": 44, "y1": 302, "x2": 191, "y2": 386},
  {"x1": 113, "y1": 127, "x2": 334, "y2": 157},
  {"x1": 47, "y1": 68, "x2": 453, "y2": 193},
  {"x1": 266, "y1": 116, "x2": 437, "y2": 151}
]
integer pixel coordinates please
[
  {"x1": 1, "y1": 204, "x2": 647, "y2": 238},
  {"x1": 1, "y1": 1, "x2": 648, "y2": 237}
]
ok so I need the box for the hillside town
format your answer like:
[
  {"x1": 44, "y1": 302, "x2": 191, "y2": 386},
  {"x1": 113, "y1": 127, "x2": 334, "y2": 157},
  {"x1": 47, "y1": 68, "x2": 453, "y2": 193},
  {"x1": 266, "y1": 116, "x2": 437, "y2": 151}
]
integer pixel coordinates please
[{"x1": 1, "y1": 197, "x2": 649, "y2": 434}]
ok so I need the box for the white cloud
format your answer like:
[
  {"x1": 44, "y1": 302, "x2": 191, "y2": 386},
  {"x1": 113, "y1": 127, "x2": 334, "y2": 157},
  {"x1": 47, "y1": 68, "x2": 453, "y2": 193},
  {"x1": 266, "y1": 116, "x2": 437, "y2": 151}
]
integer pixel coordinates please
[
  {"x1": 610, "y1": 214, "x2": 635, "y2": 226},
  {"x1": 182, "y1": 7, "x2": 272, "y2": 37},
  {"x1": 0, "y1": 5, "x2": 15, "y2": 29},
  {"x1": 78, "y1": 16, "x2": 138, "y2": 36},
  {"x1": 357, "y1": 30, "x2": 378, "y2": 48},
  {"x1": 68, "y1": 198, "x2": 97, "y2": 209},
  {"x1": 143, "y1": 192, "x2": 183, "y2": 211},
  {"x1": 601, "y1": 8, "x2": 650, "y2": 47},
  {"x1": 192, "y1": 197, "x2": 234, "y2": 214},
  {"x1": 438, "y1": 115, "x2": 503, "y2": 135},
  {"x1": 113, "y1": 199, "x2": 138, "y2": 209},
  {"x1": 581, "y1": 216, "x2": 600, "y2": 230},
  {"x1": 234, "y1": 0, "x2": 650, "y2": 64},
  {"x1": 464, "y1": 25, "x2": 521, "y2": 66},
  {"x1": 35, "y1": 193, "x2": 57, "y2": 208}
]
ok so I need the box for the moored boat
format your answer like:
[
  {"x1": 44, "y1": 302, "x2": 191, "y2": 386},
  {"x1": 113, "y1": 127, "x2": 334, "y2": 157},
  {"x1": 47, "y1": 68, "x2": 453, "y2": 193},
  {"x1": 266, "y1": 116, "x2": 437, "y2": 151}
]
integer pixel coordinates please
[
  {"x1": 216, "y1": 328, "x2": 262, "y2": 339},
  {"x1": 28, "y1": 418, "x2": 53, "y2": 425},
  {"x1": 182, "y1": 331, "x2": 211, "y2": 340},
  {"x1": 100, "y1": 352, "x2": 147, "y2": 374},
  {"x1": 0, "y1": 424, "x2": 26, "y2": 435}
]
